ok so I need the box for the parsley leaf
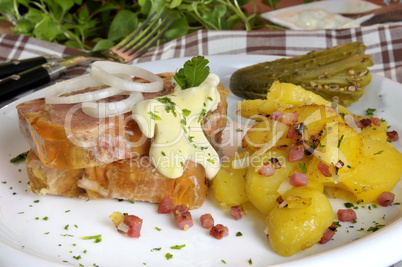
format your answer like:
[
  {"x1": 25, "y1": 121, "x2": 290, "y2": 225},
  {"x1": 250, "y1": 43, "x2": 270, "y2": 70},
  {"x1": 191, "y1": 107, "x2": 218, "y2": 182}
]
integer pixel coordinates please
[
  {"x1": 10, "y1": 151, "x2": 29, "y2": 163},
  {"x1": 173, "y1": 56, "x2": 210, "y2": 89},
  {"x1": 170, "y1": 244, "x2": 186, "y2": 250},
  {"x1": 365, "y1": 108, "x2": 376, "y2": 117}
]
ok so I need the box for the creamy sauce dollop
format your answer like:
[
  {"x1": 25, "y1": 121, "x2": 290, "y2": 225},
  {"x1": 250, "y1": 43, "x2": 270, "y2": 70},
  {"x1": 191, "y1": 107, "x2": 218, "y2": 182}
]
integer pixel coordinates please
[
  {"x1": 280, "y1": 9, "x2": 355, "y2": 29},
  {"x1": 132, "y1": 73, "x2": 221, "y2": 179}
]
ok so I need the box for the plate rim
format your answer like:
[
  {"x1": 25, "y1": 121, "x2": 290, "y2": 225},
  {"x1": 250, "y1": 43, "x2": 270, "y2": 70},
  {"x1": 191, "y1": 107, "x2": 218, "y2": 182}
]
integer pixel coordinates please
[{"x1": 1, "y1": 54, "x2": 401, "y2": 267}]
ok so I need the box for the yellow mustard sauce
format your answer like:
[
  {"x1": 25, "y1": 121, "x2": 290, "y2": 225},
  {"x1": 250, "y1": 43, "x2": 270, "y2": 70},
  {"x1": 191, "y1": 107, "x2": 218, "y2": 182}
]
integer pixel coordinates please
[{"x1": 132, "y1": 73, "x2": 221, "y2": 179}]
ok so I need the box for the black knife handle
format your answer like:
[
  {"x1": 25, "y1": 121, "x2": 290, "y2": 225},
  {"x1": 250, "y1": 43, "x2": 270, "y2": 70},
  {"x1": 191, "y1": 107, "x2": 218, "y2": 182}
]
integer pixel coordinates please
[
  {"x1": 0, "y1": 62, "x2": 67, "y2": 99},
  {"x1": 0, "y1": 66, "x2": 51, "y2": 99},
  {"x1": 0, "y1": 57, "x2": 50, "y2": 79}
]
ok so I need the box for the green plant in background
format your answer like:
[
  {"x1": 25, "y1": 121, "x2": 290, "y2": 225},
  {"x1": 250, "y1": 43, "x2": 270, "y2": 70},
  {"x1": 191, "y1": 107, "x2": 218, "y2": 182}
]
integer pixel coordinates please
[{"x1": 0, "y1": 0, "x2": 313, "y2": 51}]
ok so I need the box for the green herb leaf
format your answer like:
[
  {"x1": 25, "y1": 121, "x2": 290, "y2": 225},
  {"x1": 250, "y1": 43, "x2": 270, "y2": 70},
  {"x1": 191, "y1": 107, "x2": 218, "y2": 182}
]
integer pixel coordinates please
[
  {"x1": 170, "y1": 244, "x2": 185, "y2": 250},
  {"x1": 173, "y1": 56, "x2": 210, "y2": 89},
  {"x1": 82, "y1": 234, "x2": 102, "y2": 243},
  {"x1": 108, "y1": 10, "x2": 139, "y2": 41},
  {"x1": 10, "y1": 151, "x2": 29, "y2": 163},
  {"x1": 365, "y1": 108, "x2": 376, "y2": 117},
  {"x1": 299, "y1": 162, "x2": 307, "y2": 174},
  {"x1": 157, "y1": 97, "x2": 177, "y2": 117},
  {"x1": 374, "y1": 150, "x2": 384, "y2": 155},
  {"x1": 148, "y1": 111, "x2": 162, "y2": 120}
]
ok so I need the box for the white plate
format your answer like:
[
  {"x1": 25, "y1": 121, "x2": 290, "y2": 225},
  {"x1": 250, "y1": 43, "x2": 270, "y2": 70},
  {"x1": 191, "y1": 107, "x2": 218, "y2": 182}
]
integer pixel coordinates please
[
  {"x1": 261, "y1": 0, "x2": 381, "y2": 30},
  {"x1": 0, "y1": 55, "x2": 402, "y2": 267}
]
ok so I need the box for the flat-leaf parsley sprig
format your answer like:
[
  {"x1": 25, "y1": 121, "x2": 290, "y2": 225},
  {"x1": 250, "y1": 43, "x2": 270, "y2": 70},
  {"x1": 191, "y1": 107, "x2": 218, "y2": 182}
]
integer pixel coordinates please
[{"x1": 173, "y1": 56, "x2": 210, "y2": 89}]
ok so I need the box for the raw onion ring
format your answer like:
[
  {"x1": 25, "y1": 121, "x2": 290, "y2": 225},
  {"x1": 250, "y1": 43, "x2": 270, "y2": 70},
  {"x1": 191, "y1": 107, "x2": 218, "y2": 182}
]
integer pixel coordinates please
[
  {"x1": 82, "y1": 92, "x2": 144, "y2": 118},
  {"x1": 90, "y1": 61, "x2": 163, "y2": 92},
  {"x1": 45, "y1": 75, "x2": 123, "y2": 104}
]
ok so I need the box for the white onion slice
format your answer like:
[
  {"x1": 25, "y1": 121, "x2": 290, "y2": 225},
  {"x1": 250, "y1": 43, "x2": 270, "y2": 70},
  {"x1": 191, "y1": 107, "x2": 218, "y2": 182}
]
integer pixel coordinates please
[
  {"x1": 82, "y1": 92, "x2": 144, "y2": 118},
  {"x1": 90, "y1": 61, "x2": 163, "y2": 92},
  {"x1": 344, "y1": 114, "x2": 362, "y2": 133},
  {"x1": 117, "y1": 222, "x2": 130, "y2": 233},
  {"x1": 45, "y1": 75, "x2": 123, "y2": 104}
]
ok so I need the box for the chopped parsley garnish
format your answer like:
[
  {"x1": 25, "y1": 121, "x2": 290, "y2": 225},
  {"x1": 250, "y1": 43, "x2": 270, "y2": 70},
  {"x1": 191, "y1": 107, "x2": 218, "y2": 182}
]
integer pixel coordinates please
[
  {"x1": 151, "y1": 247, "x2": 162, "y2": 251},
  {"x1": 365, "y1": 108, "x2": 376, "y2": 117},
  {"x1": 43, "y1": 216, "x2": 48, "y2": 221},
  {"x1": 10, "y1": 151, "x2": 29, "y2": 163},
  {"x1": 82, "y1": 234, "x2": 102, "y2": 243},
  {"x1": 367, "y1": 221, "x2": 385, "y2": 232},
  {"x1": 155, "y1": 227, "x2": 162, "y2": 231},
  {"x1": 299, "y1": 162, "x2": 307, "y2": 174},
  {"x1": 198, "y1": 108, "x2": 207, "y2": 123},
  {"x1": 236, "y1": 128, "x2": 243, "y2": 132},
  {"x1": 236, "y1": 232, "x2": 243, "y2": 237},
  {"x1": 64, "y1": 224, "x2": 69, "y2": 230},
  {"x1": 221, "y1": 259, "x2": 227, "y2": 264},
  {"x1": 165, "y1": 253, "x2": 173, "y2": 260},
  {"x1": 157, "y1": 97, "x2": 177, "y2": 117},
  {"x1": 207, "y1": 158, "x2": 215, "y2": 164},
  {"x1": 173, "y1": 56, "x2": 210, "y2": 89},
  {"x1": 182, "y1": 108, "x2": 191, "y2": 117},
  {"x1": 170, "y1": 244, "x2": 186, "y2": 250},
  {"x1": 374, "y1": 150, "x2": 384, "y2": 155},
  {"x1": 344, "y1": 202, "x2": 355, "y2": 208},
  {"x1": 337, "y1": 135, "x2": 344, "y2": 148},
  {"x1": 248, "y1": 258, "x2": 253, "y2": 265},
  {"x1": 148, "y1": 111, "x2": 161, "y2": 120}
]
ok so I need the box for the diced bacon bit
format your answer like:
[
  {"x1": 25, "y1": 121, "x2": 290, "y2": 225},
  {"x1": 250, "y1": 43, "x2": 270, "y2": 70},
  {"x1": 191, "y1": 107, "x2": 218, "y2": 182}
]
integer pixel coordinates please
[
  {"x1": 369, "y1": 117, "x2": 381, "y2": 126},
  {"x1": 288, "y1": 145, "x2": 305, "y2": 162},
  {"x1": 269, "y1": 157, "x2": 282, "y2": 169},
  {"x1": 157, "y1": 196, "x2": 175, "y2": 214},
  {"x1": 334, "y1": 160, "x2": 344, "y2": 169},
  {"x1": 230, "y1": 205, "x2": 246, "y2": 220},
  {"x1": 270, "y1": 110, "x2": 283, "y2": 121},
  {"x1": 377, "y1": 191, "x2": 395, "y2": 207},
  {"x1": 334, "y1": 160, "x2": 344, "y2": 175},
  {"x1": 122, "y1": 215, "x2": 143, "y2": 238},
  {"x1": 318, "y1": 162, "x2": 332, "y2": 177},
  {"x1": 282, "y1": 112, "x2": 299, "y2": 126},
  {"x1": 173, "y1": 205, "x2": 193, "y2": 231},
  {"x1": 337, "y1": 209, "x2": 357, "y2": 222},
  {"x1": 354, "y1": 119, "x2": 363, "y2": 128},
  {"x1": 287, "y1": 124, "x2": 302, "y2": 140},
  {"x1": 209, "y1": 224, "x2": 229, "y2": 240},
  {"x1": 319, "y1": 223, "x2": 337, "y2": 244},
  {"x1": 289, "y1": 171, "x2": 309, "y2": 187},
  {"x1": 276, "y1": 196, "x2": 284, "y2": 204},
  {"x1": 200, "y1": 213, "x2": 215, "y2": 229},
  {"x1": 359, "y1": 118, "x2": 372, "y2": 128},
  {"x1": 387, "y1": 130, "x2": 399, "y2": 142},
  {"x1": 258, "y1": 162, "x2": 275, "y2": 177}
]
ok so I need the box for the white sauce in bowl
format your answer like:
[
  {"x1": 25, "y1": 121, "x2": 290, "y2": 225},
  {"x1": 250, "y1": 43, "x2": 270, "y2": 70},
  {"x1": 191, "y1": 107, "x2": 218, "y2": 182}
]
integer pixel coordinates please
[{"x1": 280, "y1": 8, "x2": 355, "y2": 29}]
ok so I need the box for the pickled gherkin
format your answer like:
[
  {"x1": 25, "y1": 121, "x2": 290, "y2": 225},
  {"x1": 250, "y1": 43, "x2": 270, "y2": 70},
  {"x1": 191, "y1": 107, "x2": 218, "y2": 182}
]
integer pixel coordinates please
[{"x1": 230, "y1": 42, "x2": 373, "y2": 106}]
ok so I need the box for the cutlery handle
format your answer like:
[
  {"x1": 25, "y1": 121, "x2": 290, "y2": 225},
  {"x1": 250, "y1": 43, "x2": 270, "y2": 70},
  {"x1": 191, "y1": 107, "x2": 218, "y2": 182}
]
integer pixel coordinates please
[
  {"x1": 0, "y1": 56, "x2": 61, "y2": 79},
  {"x1": 0, "y1": 63, "x2": 66, "y2": 99}
]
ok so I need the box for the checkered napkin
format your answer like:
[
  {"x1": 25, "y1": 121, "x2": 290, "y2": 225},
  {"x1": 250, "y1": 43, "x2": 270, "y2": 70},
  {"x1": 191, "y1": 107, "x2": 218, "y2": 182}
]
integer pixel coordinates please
[{"x1": 1, "y1": 24, "x2": 402, "y2": 103}]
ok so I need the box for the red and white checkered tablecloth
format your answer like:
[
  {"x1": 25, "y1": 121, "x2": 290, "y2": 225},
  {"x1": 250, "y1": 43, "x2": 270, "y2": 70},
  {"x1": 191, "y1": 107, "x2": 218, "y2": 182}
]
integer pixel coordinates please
[
  {"x1": 1, "y1": 24, "x2": 402, "y2": 267},
  {"x1": 1, "y1": 24, "x2": 402, "y2": 82}
]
